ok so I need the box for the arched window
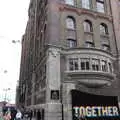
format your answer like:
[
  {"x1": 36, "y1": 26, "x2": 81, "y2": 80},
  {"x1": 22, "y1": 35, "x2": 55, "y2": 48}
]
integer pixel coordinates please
[
  {"x1": 100, "y1": 23, "x2": 108, "y2": 35},
  {"x1": 82, "y1": 0, "x2": 91, "y2": 9},
  {"x1": 65, "y1": 0, "x2": 74, "y2": 6},
  {"x1": 83, "y1": 20, "x2": 93, "y2": 32},
  {"x1": 66, "y1": 17, "x2": 75, "y2": 29}
]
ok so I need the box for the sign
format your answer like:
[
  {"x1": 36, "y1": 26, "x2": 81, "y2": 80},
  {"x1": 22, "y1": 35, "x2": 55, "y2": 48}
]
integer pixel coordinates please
[
  {"x1": 51, "y1": 90, "x2": 59, "y2": 100},
  {"x1": 71, "y1": 90, "x2": 120, "y2": 120}
]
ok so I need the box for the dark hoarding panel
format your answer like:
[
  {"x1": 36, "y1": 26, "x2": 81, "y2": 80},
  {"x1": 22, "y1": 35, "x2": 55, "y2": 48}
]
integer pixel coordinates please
[{"x1": 71, "y1": 90, "x2": 120, "y2": 120}]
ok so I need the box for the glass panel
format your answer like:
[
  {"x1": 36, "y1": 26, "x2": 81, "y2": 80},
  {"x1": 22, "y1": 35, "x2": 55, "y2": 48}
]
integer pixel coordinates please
[
  {"x1": 65, "y1": 0, "x2": 74, "y2": 6},
  {"x1": 92, "y1": 59, "x2": 99, "y2": 71},
  {"x1": 85, "y1": 42, "x2": 94, "y2": 48},
  {"x1": 101, "y1": 60, "x2": 107, "y2": 72},
  {"x1": 69, "y1": 58, "x2": 78, "y2": 71},
  {"x1": 67, "y1": 39, "x2": 77, "y2": 48},
  {"x1": 81, "y1": 58, "x2": 90, "y2": 70},
  {"x1": 102, "y1": 44, "x2": 110, "y2": 51},
  {"x1": 84, "y1": 21, "x2": 92, "y2": 32},
  {"x1": 66, "y1": 17, "x2": 75, "y2": 29},
  {"x1": 82, "y1": 0, "x2": 90, "y2": 9},
  {"x1": 97, "y1": 2, "x2": 104, "y2": 13},
  {"x1": 108, "y1": 63, "x2": 112, "y2": 73},
  {"x1": 100, "y1": 24, "x2": 108, "y2": 34},
  {"x1": 86, "y1": 61, "x2": 90, "y2": 70},
  {"x1": 81, "y1": 62, "x2": 85, "y2": 70}
]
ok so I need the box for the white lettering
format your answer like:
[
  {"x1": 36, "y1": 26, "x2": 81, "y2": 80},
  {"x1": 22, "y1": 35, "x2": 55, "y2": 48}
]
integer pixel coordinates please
[
  {"x1": 73, "y1": 106, "x2": 119, "y2": 118},
  {"x1": 86, "y1": 106, "x2": 92, "y2": 117},
  {"x1": 92, "y1": 107, "x2": 97, "y2": 117},
  {"x1": 102, "y1": 107, "x2": 108, "y2": 116},
  {"x1": 113, "y1": 106, "x2": 119, "y2": 116},
  {"x1": 79, "y1": 106, "x2": 86, "y2": 117}
]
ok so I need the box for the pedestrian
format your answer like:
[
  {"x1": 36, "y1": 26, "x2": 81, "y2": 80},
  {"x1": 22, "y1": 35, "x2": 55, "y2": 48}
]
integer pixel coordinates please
[
  {"x1": 10, "y1": 108, "x2": 17, "y2": 120},
  {"x1": 15, "y1": 110, "x2": 22, "y2": 120},
  {"x1": 3, "y1": 111, "x2": 11, "y2": 120}
]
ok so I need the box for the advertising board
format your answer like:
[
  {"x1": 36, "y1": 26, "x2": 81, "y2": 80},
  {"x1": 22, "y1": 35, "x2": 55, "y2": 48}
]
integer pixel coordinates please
[{"x1": 71, "y1": 90, "x2": 120, "y2": 120}]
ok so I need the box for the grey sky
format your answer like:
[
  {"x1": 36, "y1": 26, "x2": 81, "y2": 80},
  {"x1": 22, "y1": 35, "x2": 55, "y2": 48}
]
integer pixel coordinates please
[{"x1": 0, "y1": 0, "x2": 30, "y2": 103}]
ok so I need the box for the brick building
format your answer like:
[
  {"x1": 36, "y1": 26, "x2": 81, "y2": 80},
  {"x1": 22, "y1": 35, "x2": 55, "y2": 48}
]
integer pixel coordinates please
[{"x1": 17, "y1": 0, "x2": 120, "y2": 120}]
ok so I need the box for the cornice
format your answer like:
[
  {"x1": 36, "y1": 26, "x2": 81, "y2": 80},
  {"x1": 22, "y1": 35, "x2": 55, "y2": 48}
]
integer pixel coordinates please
[{"x1": 59, "y1": 5, "x2": 113, "y2": 22}]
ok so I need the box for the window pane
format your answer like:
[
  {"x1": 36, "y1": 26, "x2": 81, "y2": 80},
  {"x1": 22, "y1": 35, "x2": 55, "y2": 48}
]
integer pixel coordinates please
[
  {"x1": 85, "y1": 42, "x2": 94, "y2": 48},
  {"x1": 69, "y1": 58, "x2": 78, "y2": 71},
  {"x1": 82, "y1": 0, "x2": 90, "y2": 9},
  {"x1": 100, "y1": 24, "x2": 108, "y2": 35},
  {"x1": 92, "y1": 59, "x2": 99, "y2": 71},
  {"x1": 86, "y1": 61, "x2": 90, "y2": 70},
  {"x1": 108, "y1": 63, "x2": 112, "y2": 73},
  {"x1": 67, "y1": 39, "x2": 77, "y2": 48},
  {"x1": 81, "y1": 58, "x2": 90, "y2": 70},
  {"x1": 102, "y1": 44, "x2": 110, "y2": 51},
  {"x1": 66, "y1": 17, "x2": 75, "y2": 29},
  {"x1": 65, "y1": 0, "x2": 74, "y2": 6},
  {"x1": 97, "y1": 2, "x2": 104, "y2": 13},
  {"x1": 84, "y1": 21, "x2": 92, "y2": 32},
  {"x1": 81, "y1": 62, "x2": 85, "y2": 70},
  {"x1": 69, "y1": 59, "x2": 74, "y2": 71},
  {"x1": 101, "y1": 60, "x2": 107, "y2": 72}
]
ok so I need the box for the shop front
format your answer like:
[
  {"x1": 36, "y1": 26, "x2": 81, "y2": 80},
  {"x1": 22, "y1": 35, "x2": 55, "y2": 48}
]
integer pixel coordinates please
[{"x1": 71, "y1": 90, "x2": 120, "y2": 120}]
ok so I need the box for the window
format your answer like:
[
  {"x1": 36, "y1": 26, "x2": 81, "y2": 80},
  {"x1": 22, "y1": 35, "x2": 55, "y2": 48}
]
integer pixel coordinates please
[
  {"x1": 82, "y1": 0, "x2": 91, "y2": 9},
  {"x1": 92, "y1": 59, "x2": 100, "y2": 71},
  {"x1": 85, "y1": 42, "x2": 94, "y2": 48},
  {"x1": 81, "y1": 58, "x2": 90, "y2": 70},
  {"x1": 102, "y1": 44, "x2": 110, "y2": 51},
  {"x1": 69, "y1": 58, "x2": 79, "y2": 71},
  {"x1": 108, "y1": 62, "x2": 112, "y2": 73},
  {"x1": 96, "y1": 0, "x2": 105, "y2": 13},
  {"x1": 65, "y1": 0, "x2": 74, "y2": 6},
  {"x1": 66, "y1": 17, "x2": 75, "y2": 29},
  {"x1": 67, "y1": 39, "x2": 77, "y2": 48},
  {"x1": 100, "y1": 23, "x2": 108, "y2": 35},
  {"x1": 101, "y1": 60, "x2": 107, "y2": 72},
  {"x1": 83, "y1": 20, "x2": 93, "y2": 32}
]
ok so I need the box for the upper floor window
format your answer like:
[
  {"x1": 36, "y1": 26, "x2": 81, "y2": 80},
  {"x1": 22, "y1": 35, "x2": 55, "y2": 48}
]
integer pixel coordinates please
[
  {"x1": 108, "y1": 62, "x2": 112, "y2": 73},
  {"x1": 102, "y1": 44, "x2": 110, "y2": 51},
  {"x1": 81, "y1": 58, "x2": 90, "y2": 70},
  {"x1": 82, "y1": 0, "x2": 91, "y2": 9},
  {"x1": 83, "y1": 20, "x2": 93, "y2": 32},
  {"x1": 67, "y1": 57, "x2": 113, "y2": 73},
  {"x1": 92, "y1": 59, "x2": 100, "y2": 71},
  {"x1": 69, "y1": 58, "x2": 79, "y2": 71},
  {"x1": 96, "y1": 0, "x2": 105, "y2": 13},
  {"x1": 101, "y1": 60, "x2": 107, "y2": 72},
  {"x1": 65, "y1": 0, "x2": 74, "y2": 6},
  {"x1": 66, "y1": 17, "x2": 75, "y2": 30},
  {"x1": 85, "y1": 41, "x2": 94, "y2": 48},
  {"x1": 100, "y1": 23, "x2": 108, "y2": 35},
  {"x1": 67, "y1": 39, "x2": 77, "y2": 48}
]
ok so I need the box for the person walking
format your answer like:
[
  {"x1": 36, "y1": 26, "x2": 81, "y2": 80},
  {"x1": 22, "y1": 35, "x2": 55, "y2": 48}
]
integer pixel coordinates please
[
  {"x1": 3, "y1": 111, "x2": 11, "y2": 120},
  {"x1": 15, "y1": 110, "x2": 22, "y2": 120}
]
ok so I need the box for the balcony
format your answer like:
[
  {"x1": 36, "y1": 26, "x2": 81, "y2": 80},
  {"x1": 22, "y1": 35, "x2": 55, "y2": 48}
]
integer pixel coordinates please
[{"x1": 62, "y1": 48, "x2": 115, "y2": 88}]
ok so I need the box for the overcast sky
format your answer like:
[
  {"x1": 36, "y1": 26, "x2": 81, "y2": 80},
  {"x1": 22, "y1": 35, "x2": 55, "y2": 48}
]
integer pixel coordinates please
[{"x1": 0, "y1": 0, "x2": 30, "y2": 103}]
